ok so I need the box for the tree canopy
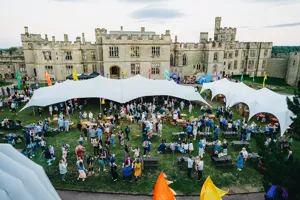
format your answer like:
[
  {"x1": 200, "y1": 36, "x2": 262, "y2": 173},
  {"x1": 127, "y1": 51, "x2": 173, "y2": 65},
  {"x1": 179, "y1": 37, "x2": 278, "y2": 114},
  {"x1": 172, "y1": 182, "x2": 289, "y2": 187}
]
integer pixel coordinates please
[{"x1": 272, "y1": 46, "x2": 300, "y2": 54}]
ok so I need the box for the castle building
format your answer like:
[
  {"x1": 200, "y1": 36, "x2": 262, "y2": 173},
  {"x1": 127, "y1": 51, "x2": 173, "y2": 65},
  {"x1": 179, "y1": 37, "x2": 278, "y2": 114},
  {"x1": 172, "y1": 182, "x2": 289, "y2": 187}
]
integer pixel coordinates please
[
  {"x1": 0, "y1": 48, "x2": 25, "y2": 80},
  {"x1": 18, "y1": 17, "x2": 272, "y2": 82}
]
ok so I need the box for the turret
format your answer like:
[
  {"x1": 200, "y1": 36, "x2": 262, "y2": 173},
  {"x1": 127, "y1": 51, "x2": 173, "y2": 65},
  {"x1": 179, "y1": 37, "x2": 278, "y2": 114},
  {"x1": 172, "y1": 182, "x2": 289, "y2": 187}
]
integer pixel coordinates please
[
  {"x1": 45, "y1": 34, "x2": 48, "y2": 41},
  {"x1": 24, "y1": 26, "x2": 29, "y2": 35},
  {"x1": 200, "y1": 32, "x2": 208, "y2": 43},
  {"x1": 82, "y1": 33, "x2": 85, "y2": 44},
  {"x1": 52, "y1": 36, "x2": 55, "y2": 42},
  {"x1": 64, "y1": 34, "x2": 68, "y2": 42}
]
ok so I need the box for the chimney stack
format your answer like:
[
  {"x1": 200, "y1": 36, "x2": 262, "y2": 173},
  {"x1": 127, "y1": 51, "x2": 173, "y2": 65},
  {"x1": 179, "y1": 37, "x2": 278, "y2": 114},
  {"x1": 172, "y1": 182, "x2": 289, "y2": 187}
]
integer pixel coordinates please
[
  {"x1": 64, "y1": 34, "x2": 68, "y2": 42},
  {"x1": 45, "y1": 34, "x2": 48, "y2": 41},
  {"x1": 120, "y1": 26, "x2": 123, "y2": 31},
  {"x1": 52, "y1": 36, "x2": 55, "y2": 42},
  {"x1": 141, "y1": 27, "x2": 145, "y2": 33},
  {"x1": 175, "y1": 35, "x2": 178, "y2": 43},
  {"x1": 24, "y1": 26, "x2": 29, "y2": 35},
  {"x1": 82, "y1": 33, "x2": 85, "y2": 44},
  {"x1": 165, "y1": 30, "x2": 170, "y2": 35},
  {"x1": 76, "y1": 37, "x2": 81, "y2": 42}
]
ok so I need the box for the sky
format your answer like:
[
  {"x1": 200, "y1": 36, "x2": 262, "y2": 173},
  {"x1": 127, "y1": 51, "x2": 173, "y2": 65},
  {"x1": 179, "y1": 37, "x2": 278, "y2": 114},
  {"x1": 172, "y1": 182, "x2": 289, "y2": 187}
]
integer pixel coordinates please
[{"x1": 1, "y1": 0, "x2": 300, "y2": 48}]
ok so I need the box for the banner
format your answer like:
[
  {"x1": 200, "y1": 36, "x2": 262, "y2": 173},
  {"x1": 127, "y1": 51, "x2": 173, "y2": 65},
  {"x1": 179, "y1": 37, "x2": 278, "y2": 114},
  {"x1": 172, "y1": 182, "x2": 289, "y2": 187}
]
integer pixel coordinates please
[
  {"x1": 200, "y1": 176, "x2": 228, "y2": 200},
  {"x1": 73, "y1": 69, "x2": 79, "y2": 81},
  {"x1": 164, "y1": 70, "x2": 170, "y2": 80},
  {"x1": 148, "y1": 69, "x2": 151, "y2": 79},
  {"x1": 262, "y1": 72, "x2": 267, "y2": 88},
  {"x1": 153, "y1": 172, "x2": 176, "y2": 200},
  {"x1": 44, "y1": 72, "x2": 52, "y2": 86},
  {"x1": 240, "y1": 73, "x2": 243, "y2": 82},
  {"x1": 16, "y1": 72, "x2": 21, "y2": 89}
]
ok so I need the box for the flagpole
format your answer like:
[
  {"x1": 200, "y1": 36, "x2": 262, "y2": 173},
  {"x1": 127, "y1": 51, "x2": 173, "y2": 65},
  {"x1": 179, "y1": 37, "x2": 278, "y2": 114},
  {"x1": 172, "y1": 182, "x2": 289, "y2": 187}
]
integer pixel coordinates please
[{"x1": 100, "y1": 98, "x2": 102, "y2": 112}]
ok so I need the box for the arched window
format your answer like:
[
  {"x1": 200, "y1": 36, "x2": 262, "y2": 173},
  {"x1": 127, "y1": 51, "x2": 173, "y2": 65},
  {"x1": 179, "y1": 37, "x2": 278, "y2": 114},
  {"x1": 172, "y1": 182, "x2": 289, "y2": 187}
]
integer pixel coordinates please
[
  {"x1": 183, "y1": 54, "x2": 187, "y2": 66},
  {"x1": 213, "y1": 65, "x2": 218, "y2": 72},
  {"x1": 170, "y1": 54, "x2": 174, "y2": 66},
  {"x1": 214, "y1": 52, "x2": 218, "y2": 61},
  {"x1": 196, "y1": 63, "x2": 201, "y2": 70}
]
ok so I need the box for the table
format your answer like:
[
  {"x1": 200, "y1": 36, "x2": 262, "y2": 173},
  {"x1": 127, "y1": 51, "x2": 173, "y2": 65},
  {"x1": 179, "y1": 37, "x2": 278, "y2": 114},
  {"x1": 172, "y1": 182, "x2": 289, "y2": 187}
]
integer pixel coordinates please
[
  {"x1": 198, "y1": 132, "x2": 212, "y2": 137},
  {"x1": 176, "y1": 119, "x2": 185, "y2": 123},
  {"x1": 211, "y1": 155, "x2": 233, "y2": 168},
  {"x1": 172, "y1": 132, "x2": 187, "y2": 138},
  {"x1": 231, "y1": 141, "x2": 250, "y2": 148},
  {"x1": 81, "y1": 121, "x2": 97, "y2": 127},
  {"x1": 181, "y1": 114, "x2": 187, "y2": 117},
  {"x1": 208, "y1": 114, "x2": 215, "y2": 119},
  {"x1": 248, "y1": 153, "x2": 259, "y2": 160},
  {"x1": 223, "y1": 131, "x2": 239, "y2": 139}
]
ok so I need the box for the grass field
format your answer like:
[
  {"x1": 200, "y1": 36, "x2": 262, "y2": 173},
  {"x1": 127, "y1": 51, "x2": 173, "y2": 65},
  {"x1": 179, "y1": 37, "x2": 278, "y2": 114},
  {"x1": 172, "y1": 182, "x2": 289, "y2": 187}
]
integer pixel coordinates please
[
  {"x1": 0, "y1": 81, "x2": 12, "y2": 87},
  {"x1": 0, "y1": 97, "x2": 299, "y2": 195}
]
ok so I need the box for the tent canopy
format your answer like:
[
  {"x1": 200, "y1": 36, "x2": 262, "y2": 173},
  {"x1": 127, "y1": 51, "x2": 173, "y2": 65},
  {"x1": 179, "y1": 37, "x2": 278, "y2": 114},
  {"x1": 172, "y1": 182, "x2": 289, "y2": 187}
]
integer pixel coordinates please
[
  {"x1": 200, "y1": 78, "x2": 294, "y2": 135},
  {"x1": 21, "y1": 75, "x2": 210, "y2": 111},
  {"x1": 0, "y1": 144, "x2": 61, "y2": 200}
]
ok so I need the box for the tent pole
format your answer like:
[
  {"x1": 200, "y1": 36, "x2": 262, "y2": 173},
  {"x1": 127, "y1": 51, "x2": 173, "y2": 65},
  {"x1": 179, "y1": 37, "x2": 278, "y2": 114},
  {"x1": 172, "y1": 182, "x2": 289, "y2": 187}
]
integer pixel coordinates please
[
  {"x1": 32, "y1": 106, "x2": 35, "y2": 116},
  {"x1": 100, "y1": 98, "x2": 102, "y2": 113},
  {"x1": 65, "y1": 101, "x2": 70, "y2": 120}
]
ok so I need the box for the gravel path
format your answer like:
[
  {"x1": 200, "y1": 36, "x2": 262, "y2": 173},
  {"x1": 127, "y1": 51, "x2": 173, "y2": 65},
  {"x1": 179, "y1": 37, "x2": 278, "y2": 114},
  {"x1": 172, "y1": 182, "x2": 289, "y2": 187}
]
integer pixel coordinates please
[{"x1": 57, "y1": 190, "x2": 265, "y2": 200}]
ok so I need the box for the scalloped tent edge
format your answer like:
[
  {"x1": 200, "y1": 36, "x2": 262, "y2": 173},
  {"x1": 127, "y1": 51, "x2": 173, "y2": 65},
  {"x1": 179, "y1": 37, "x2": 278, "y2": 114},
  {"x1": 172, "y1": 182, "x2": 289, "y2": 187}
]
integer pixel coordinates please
[
  {"x1": 20, "y1": 75, "x2": 210, "y2": 112},
  {"x1": 200, "y1": 78, "x2": 294, "y2": 135},
  {"x1": 0, "y1": 144, "x2": 61, "y2": 200}
]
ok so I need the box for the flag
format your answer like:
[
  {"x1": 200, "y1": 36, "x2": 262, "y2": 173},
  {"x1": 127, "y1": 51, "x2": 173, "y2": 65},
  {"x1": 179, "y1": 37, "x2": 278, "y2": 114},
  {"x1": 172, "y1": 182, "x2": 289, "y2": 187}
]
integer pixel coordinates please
[
  {"x1": 148, "y1": 69, "x2": 151, "y2": 79},
  {"x1": 44, "y1": 72, "x2": 52, "y2": 86},
  {"x1": 240, "y1": 73, "x2": 243, "y2": 82},
  {"x1": 262, "y1": 72, "x2": 267, "y2": 88},
  {"x1": 153, "y1": 172, "x2": 176, "y2": 200},
  {"x1": 164, "y1": 70, "x2": 170, "y2": 80},
  {"x1": 16, "y1": 72, "x2": 21, "y2": 89},
  {"x1": 73, "y1": 69, "x2": 78, "y2": 81},
  {"x1": 101, "y1": 98, "x2": 105, "y2": 104},
  {"x1": 200, "y1": 176, "x2": 228, "y2": 200}
]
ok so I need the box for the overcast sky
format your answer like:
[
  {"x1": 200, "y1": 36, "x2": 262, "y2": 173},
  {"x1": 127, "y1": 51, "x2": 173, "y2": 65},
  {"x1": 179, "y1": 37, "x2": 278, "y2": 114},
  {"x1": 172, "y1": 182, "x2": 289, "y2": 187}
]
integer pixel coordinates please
[{"x1": 1, "y1": 0, "x2": 300, "y2": 48}]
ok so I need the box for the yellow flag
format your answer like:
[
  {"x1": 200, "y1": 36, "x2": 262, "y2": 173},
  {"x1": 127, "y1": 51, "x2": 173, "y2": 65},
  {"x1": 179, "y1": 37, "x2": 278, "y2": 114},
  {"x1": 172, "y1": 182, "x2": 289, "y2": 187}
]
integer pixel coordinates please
[
  {"x1": 200, "y1": 176, "x2": 228, "y2": 200},
  {"x1": 262, "y1": 72, "x2": 267, "y2": 88},
  {"x1": 73, "y1": 69, "x2": 78, "y2": 81}
]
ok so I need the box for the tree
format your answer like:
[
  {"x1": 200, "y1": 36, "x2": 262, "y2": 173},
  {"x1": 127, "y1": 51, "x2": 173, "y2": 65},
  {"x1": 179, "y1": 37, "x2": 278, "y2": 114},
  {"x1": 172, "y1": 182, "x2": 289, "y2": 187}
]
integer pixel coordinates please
[
  {"x1": 6, "y1": 47, "x2": 18, "y2": 55},
  {"x1": 287, "y1": 84, "x2": 300, "y2": 138}
]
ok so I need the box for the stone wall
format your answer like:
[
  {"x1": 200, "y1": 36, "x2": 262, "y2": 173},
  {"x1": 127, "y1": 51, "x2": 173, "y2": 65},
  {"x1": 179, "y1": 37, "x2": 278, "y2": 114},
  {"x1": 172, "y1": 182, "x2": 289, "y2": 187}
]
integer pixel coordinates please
[{"x1": 266, "y1": 58, "x2": 288, "y2": 78}]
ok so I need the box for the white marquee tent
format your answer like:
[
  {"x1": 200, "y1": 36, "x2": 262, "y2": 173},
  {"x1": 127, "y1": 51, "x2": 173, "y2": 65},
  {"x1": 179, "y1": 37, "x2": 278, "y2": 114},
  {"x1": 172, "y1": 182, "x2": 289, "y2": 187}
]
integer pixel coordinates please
[
  {"x1": 0, "y1": 144, "x2": 61, "y2": 200},
  {"x1": 201, "y1": 78, "x2": 294, "y2": 135},
  {"x1": 20, "y1": 75, "x2": 210, "y2": 111}
]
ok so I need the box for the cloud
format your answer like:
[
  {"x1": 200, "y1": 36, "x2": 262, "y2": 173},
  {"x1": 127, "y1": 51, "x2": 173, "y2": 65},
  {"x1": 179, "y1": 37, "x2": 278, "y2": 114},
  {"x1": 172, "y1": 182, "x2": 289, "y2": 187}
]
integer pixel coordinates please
[
  {"x1": 237, "y1": 26, "x2": 250, "y2": 29},
  {"x1": 130, "y1": 7, "x2": 184, "y2": 20},
  {"x1": 265, "y1": 22, "x2": 300, "y2": 28},
  {"x1": 247, "y1": 0, "x2": 300, "y2": 5}
]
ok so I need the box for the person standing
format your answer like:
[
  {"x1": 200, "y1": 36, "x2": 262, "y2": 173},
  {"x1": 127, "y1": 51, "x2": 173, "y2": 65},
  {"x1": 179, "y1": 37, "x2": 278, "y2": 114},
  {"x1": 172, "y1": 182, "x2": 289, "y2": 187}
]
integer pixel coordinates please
[
  {"x1": 59, "y1": 160, "x2": 67, "y2": 181},
  {"x1": 58, "y1": 118, "x2": 64, "y2": 132},
  {"x1": 110, "y1": 132, "x2": 116, "y2": 147},
  {"x1": 64, "y1": 118, "x2": 69, "y2": 133},
  {"x1": 237, "y1": 152, "x2": 244, "y2": 171},
  {"x1": 195, "y1": 157, "x2": 204, "y2": 180},
  {"x1": 187, "y1": 156, "x2": 193, "y2": 178},
  {"x1": 198, "y1": 140, "x2": 204, "y2": 158},
  {"x1": 122, "y1": 165, "x2": 132, "y2": 182},
  {"x1": 125, "y1": 126, "x2": 130, "y2": 141},
  {"x1": 77, "y1": 161, "x2": 87, "y2": 181},
  {"x1": 111, "y1": 162, "x2": 118, "y2": 181},
  {"x1": 134, "y1": 159, "x2": 142, "y2": 180}
]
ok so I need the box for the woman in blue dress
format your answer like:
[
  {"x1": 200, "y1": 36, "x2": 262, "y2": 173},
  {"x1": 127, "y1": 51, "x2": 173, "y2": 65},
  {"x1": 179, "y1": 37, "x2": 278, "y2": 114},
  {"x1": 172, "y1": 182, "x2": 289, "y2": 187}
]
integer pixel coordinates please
[{"x1": 237, "y1": 152, "x2": 244, "y2": 171}]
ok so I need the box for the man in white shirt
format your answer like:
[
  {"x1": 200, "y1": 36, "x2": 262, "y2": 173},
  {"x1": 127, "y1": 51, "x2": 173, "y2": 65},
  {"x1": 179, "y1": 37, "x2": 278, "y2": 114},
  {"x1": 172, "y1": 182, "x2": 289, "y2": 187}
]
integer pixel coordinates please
[
  {"x1": 241, "y1": 147, "x2": 248, "y2": 161},
  {"x1": 196, "y1": 157, "x2": 204, "y2": 180},
  {"x1": 187, "y1": 156, "x2": 193, "y2": 178},
  {"x1": 180, "y1": 101, "x2": 185, "y2": 110}
]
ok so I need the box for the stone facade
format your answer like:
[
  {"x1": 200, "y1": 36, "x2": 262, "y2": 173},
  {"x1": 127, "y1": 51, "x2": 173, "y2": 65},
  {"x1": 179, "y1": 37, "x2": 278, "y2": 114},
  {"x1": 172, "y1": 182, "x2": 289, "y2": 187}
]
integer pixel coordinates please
[
  {"x1": 18, "y1": 17, "x2": 273, "y2": 81},
  {"x1": 0, "y1": 48, "x2": 25, "y2": 80}
]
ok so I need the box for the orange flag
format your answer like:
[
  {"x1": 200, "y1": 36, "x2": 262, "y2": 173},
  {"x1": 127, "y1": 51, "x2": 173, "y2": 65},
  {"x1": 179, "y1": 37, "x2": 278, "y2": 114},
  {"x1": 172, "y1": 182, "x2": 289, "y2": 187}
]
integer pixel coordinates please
[
  {"x1": 44, "y1": 72, "x2": 52, "y2": 86},
  {"x1": 153, "y1": 172, "x2": 176, "y2": 200}
]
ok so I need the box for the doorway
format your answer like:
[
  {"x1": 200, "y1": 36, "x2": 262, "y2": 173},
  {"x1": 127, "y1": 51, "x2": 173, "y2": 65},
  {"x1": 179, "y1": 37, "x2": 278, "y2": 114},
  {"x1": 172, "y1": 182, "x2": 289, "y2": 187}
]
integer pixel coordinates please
[{"x1": 110, "y1": 66, "x2": 120, "y2": 79}]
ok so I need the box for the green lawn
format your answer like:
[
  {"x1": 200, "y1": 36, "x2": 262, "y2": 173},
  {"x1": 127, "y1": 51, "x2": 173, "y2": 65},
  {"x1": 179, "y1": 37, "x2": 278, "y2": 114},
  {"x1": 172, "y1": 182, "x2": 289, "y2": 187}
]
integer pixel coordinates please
[
  {"x1": 0, "y1": 81, "x2": 12, "y2": 87},
  {"x1": 0, "y1": 98, "x2": 299, "y2": 195}
]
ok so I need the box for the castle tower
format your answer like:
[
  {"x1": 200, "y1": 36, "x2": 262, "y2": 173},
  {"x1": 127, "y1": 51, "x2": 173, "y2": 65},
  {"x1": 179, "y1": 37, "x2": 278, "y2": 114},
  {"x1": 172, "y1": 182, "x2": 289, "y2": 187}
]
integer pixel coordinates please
[
  {"x1": 200, "y1": 32, "x2": 208, "y2": 43},
  {"x1": 214, "y1": 17, "x2": 221, "y2": 40}
]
